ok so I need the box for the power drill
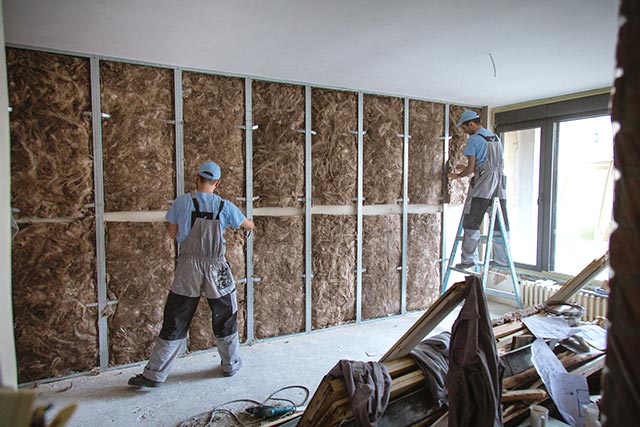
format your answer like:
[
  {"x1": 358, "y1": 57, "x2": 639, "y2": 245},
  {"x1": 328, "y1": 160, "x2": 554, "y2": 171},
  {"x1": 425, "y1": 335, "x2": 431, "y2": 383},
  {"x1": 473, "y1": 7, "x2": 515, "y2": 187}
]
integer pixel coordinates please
[{"x1": 246, "y1": 404, "x2": 294, "y2": 418}]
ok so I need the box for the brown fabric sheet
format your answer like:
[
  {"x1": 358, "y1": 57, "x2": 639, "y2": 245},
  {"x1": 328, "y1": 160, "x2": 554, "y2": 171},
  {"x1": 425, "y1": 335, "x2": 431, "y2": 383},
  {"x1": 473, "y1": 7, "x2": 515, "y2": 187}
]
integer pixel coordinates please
[
  {"x1": 407, "y1": 213, "x2": 442, "y2": 312},
  {"x1": 312, "y1": 215, "x2": 357, "y2": 329},
  {"x1": 363, "y1": 94, "x2": 404, "y2": 205},
  {"x1": 182, "y1": 71, "x2": 245, "y2": 205},
  {"x1": 100, "y1": 61, "x2": 175, "y2": 211},
  {"x1": 253, "y1": 216, "x2": 305, "y2": 338},
  {"x1": 362, "y1": 215, "x2": 402, "y2": 319},
  {"x1": 106, "y1": 222, "x2": 175, "y2": 365},
  {"x1": 7, "y1": 48, "x2": 93, "y2": 218},
  {"x1": 408, "y1": 100, "x2": 445, "y2": 205},
  {"x1": 252, "y1": 81, "x2": 305, "y2": 208},
  {"x1": 12, "y1": 220, "x2": 98, "y2": 383},
  {"x1": 312, "y1": 89, "x2": 358, "y2": 205}
]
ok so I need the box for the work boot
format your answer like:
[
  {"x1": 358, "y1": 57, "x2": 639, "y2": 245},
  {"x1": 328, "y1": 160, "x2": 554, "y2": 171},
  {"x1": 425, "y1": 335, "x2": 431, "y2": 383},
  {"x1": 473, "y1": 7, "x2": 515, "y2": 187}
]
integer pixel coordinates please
[
  {"x1": 489, "y1": 260, "x2": 509, "y2": 270},
  {"x1": 128, "y1": 374, "x2": 162, "y2": 388},
  {"x1": 455, "y1": 262, "x2": 475, "y2": 269},
  {"x1": 223, "y1": 357, "x2": 243, "y2": 377}
]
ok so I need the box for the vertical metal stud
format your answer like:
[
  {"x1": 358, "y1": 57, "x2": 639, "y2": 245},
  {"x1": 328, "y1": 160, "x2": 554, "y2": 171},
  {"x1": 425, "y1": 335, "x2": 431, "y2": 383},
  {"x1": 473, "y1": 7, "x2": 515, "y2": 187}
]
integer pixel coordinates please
[
  {"x1": 440, "y1": 104, "x2": 450, "y2": 292},
  {"x1": 244, "y1": 78, "x2": 255, "y2": 343},
  {"x1": 90, "y1": 57, "x2": 109, "y2": 370},
  {"x1": 174, "y1": 68, "x2": 184, "y2": 198},
  {"x1": 400, "y1": 97, "x2": 409, "y2": 314},
  {"x1": 304, "y1": 86, "x2": 313, "y2": 332},
  {"x1": 356, "y1": 92, "x2": 364, "y2": 323}
]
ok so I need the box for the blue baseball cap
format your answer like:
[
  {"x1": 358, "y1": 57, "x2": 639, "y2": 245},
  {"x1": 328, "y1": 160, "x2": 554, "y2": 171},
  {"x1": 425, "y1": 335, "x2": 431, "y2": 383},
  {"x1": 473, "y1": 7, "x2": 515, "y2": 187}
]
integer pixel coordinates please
[
  {"x1": 456, "y1": 109, "x2": 480, "y2": 127},
  {"x1": 197, "y1": 161, "x2": 221, "y2": 180}
]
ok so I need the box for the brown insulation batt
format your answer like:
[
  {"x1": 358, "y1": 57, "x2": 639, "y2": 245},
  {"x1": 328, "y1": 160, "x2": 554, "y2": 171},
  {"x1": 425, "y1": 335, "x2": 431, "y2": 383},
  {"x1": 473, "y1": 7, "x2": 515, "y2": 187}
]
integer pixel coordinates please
[
  {"x1": 362, "y1": 215, "x2": 402, "y2": 319},
  {"x1": 311, "y1": 215, "x2": 357, "y2": 329},
  {"x1": 106, "y1": 222, "x2": 175, "y2": 366},
  {"x1": 188, "y1": 228, "x2": 247, "y2": 351},
  {"x1": 7, "y1": 48, "x2": 94, "y2": 218},
  {"x1": 253, "y1": 216, "x2": 305, "y2": 338},
  {"x1": 311, "y1": 89, "x2": 358, "y2": 205},
  {"x1": 182, "y1": 72, "x2": 245, "y2": 204},
  {"x1": 363, "y1": 94, "x2": 404, "y2": 205},
  {"x1": 12, "y1": 219, "x2": 97, "y2": 383},
  {"x1": 408, "y1": 100, "x2": 445, "y2": 205},
  {"x1": 407, "y1": 213, "x2": 442, "y2": 312},
  {"x1": 252, "y1": 81, "x2": 305, "y2": 208},
  {"x1": 100, "y1": 61, "x2": 175, "y2": 212},
  {"x1": 446, "y1": 105, "x2": 485, "y2": 204}
]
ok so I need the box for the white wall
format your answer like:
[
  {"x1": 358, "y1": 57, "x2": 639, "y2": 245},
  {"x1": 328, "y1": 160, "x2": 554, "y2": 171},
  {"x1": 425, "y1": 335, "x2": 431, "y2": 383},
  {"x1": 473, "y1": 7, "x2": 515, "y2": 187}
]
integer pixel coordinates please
[{"x1": 0, "y1": 0, "x2": 18, "y2": 389}]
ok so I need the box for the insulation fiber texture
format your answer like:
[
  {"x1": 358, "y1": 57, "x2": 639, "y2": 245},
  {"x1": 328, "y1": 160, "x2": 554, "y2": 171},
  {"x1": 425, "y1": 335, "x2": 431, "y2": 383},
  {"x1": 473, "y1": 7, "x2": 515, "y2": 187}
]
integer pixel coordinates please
[
  {"x1": 100, "y1": 61, "x2": 175, "y2": 211},
  {"x1": 182, "y1": 72, "x2": 245, "y2": 204},
  {"x1": 362, "y1": 215, "x2": 402, "y2": 319},
  {"x1": 312, "y1": 215, "x2": 356, "y2": 329},
  {"x1": 253, "y1": 216, "x2": 305, "y2": 338},
  {"x1": 446, "y1": 105, "x2": 484, "y2": 204},
  {"x1": 12, "y1": 219, "x2": 97, "y2": 383},
  {"x1": 311, "y1": 89, "x2": 358, "y2": 205},
  {"x1": 252, "y1": 81, "x2": 305, "y2": 208},
  {"x1": 408, "y1": 100, "x2": 445, "y2": 205},
  {"x1": 407, "y1": 213, "x2": 442, "y2": 312},
  {"x1": 188, "y1": 228, "x2": 247, "y2": 351},
  {"x1": 106, "y1": 222, "x2": 175, "y2": 366},
  {"x1": 8, "y1": 48, "x2": 94, "y2": 218},
  {"x1": 363, "y1": 94, "x2": 404, "y2": 205}
]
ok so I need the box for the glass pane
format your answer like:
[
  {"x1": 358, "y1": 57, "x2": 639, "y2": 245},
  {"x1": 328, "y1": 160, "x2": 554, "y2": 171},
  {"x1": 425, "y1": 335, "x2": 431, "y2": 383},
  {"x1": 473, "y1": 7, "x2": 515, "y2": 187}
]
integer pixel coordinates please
[
  {"x1": 503, "y1": 128, "x2": 541, "y2": 266},
  {"x1": 554, "y1": 115, "x2": 613, "y2": 275}
]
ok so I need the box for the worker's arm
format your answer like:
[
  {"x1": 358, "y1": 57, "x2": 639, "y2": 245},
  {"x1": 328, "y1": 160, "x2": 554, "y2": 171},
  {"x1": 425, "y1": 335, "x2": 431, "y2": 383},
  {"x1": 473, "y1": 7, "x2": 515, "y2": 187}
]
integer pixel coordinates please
[
  {"x1": 168, "y1": 223, "x2": 178, "y2": 240},
  {"x1": 447, "y1": 155, "x2": 476, "y2": 179}
]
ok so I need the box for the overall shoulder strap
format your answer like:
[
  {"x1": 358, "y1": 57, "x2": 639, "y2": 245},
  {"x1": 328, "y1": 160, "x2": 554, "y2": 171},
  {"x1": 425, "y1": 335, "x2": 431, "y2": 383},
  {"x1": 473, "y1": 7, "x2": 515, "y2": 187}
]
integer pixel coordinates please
[
  {"x1": 191, "y1": 193, "x2": 201, "y2": 213},
  {"x1": 215, "y1": 200, "x2": 225, "y2": 220}
]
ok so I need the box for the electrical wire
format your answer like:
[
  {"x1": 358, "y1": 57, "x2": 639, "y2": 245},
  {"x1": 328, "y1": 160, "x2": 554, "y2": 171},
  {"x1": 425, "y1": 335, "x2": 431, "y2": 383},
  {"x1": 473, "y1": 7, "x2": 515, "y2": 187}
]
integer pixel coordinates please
[{"x1": 179, "y1": 385, "x2": 310, "y2": 427}]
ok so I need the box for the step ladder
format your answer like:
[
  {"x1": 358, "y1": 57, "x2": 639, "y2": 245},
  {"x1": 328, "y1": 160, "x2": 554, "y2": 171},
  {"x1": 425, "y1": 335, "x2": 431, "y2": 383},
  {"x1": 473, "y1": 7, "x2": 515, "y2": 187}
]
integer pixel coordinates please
[{"x1": 442, "y1": 197, "x2": 523, "y2": 308}]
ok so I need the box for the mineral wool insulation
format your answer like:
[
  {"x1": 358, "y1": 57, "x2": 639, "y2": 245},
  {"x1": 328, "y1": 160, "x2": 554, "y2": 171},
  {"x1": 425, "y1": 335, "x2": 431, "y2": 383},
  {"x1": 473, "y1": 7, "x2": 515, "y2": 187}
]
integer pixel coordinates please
[
  {"x1": 8, "y1": 48, "x2": 98, "y2": 383},
  {"x1": 311, "y1": 88, "x2": 358, "y2": 205},
  {"x1": 182, "y1": 71, "x2": 246, "y2": 203}
]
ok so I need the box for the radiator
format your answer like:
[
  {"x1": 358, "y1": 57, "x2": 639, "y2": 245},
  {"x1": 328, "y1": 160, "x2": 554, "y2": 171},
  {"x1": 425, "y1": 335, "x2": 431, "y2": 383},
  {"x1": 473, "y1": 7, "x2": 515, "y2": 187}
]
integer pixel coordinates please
[{"x1": 519, "y1": 280, "x2": 609, "y2": 322}]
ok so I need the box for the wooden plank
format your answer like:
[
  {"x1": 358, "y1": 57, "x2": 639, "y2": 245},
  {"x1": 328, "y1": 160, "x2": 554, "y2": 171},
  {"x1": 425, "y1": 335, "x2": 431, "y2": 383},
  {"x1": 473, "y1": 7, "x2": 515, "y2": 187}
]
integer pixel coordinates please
[
  {"x1": 502, "y1": 389, "x2": 548, "y2": 402},
  {"x1": 493, "y1": 321, "x2": 525, "y2": 339},
  {"x1": 550, "y1": 252, "x2": 609, "y2": 303},
  {"x1": 380, "y1": 281, "x2": 467, "y2": 362},
  {"x1": 297, "y1": 376, "x2": 332, "y2": 426}
]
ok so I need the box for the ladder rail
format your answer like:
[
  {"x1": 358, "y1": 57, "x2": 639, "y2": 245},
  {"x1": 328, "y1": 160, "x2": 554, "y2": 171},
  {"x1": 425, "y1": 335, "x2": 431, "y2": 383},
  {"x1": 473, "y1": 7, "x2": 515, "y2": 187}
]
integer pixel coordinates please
[{"x1": 442, "y1": 197, "x2": 523, "y2": 308}]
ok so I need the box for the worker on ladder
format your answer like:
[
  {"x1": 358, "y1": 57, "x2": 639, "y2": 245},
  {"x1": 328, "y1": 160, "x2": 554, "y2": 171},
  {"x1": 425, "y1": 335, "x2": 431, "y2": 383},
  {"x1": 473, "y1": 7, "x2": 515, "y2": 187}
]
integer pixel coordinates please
[{"x1": 448, "y1": 109, "x2": 510, "y2": 270}]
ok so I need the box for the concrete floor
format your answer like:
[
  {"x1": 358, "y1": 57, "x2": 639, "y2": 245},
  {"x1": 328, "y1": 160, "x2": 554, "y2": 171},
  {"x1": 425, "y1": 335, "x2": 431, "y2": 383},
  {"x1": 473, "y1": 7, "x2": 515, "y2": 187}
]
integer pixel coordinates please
[{"x1": 30, "y1": 299, "x2": 515, "y2": 427}]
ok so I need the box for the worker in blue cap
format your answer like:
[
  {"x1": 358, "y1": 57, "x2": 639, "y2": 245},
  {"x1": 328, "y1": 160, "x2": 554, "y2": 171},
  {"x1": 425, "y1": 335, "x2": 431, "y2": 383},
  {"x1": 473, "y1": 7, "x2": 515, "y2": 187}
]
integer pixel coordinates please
[
  {"x1": 448, "y1": 110, "x2": 510, "y2": 270},
  {"x1": 129, "y1": 161, "x2": 254, "y2": 387}
]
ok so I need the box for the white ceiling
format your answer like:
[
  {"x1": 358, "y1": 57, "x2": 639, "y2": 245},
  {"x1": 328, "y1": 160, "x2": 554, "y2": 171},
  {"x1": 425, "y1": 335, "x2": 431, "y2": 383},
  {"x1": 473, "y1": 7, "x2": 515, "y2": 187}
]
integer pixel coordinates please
[{"x1": 3, "y1": 0, "x2": 619, "y2": 107}]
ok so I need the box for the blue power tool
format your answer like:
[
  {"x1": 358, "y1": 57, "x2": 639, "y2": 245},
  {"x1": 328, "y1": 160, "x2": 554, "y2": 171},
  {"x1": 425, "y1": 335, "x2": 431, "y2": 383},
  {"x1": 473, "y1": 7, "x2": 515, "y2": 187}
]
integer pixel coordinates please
[{"x1": 246, "y1": 405, "x2": 294, "y2": 418}]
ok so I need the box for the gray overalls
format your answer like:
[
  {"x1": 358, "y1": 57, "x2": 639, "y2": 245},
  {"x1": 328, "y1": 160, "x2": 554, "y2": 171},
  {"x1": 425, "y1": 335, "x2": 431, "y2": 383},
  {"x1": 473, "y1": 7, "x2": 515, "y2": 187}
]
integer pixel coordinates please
[
  {"x1": 460, "y1": 132, "x2": 510, "y2": 265},
  {"x1": 143, "y1": 195, "x2": 240, "y2": 382}
]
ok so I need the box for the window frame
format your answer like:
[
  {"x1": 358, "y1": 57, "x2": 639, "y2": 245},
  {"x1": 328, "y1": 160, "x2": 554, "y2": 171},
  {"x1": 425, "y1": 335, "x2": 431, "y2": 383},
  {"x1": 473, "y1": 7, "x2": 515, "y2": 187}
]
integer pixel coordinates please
[{"x1": 494, "y1": 93, "x2": 610, "y2": 273}]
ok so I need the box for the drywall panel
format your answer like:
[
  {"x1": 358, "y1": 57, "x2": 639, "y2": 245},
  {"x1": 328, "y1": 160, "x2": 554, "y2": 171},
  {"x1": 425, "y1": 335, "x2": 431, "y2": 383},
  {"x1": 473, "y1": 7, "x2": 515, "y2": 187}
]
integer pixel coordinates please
[
  {"x1": 100, "y1": 61, "x2": 175, "y2": 211},
  {"x1": 311, "y1": 215, "x2": 356, "y2": 329},
  {"x1": 362, "y1": 214, "x2": 402, "y2": 319},
  {"x1": 407, "y1": 213, "x2": 442, "y2": 312},
  {"x1": 188, "y1": 228, "x2": 247, "y2": 350},
  {"x1": 252, "y1": 81, "x2": 305, "y2": 208},
  {"x1": 12, "y1": 219, "x2": 97, "y2": 383},
  {"x1": 311, "y1": 89, "x2": 358, "y2": 205},
  {"x1": 363, "y1": 94, "x2": 404, "y2": 205},
  {"x1": 106, "y1": 222, "x2": 175, "y2": 365},
  {"x1": 253, "y1": 216, "x2": 305, "y2": 338},
  {"x1": 408, "y1": 100, "x2": 445, "y2": 205},
  {"x1": 182, "y1": 72, "x2": 245, "y2": 202},
  {"x1": 7, "y1": 48, "x2": 93, "y2": 218},
  {"x1": 446, "y1": 105, "x2": 484, "y2": 204}
]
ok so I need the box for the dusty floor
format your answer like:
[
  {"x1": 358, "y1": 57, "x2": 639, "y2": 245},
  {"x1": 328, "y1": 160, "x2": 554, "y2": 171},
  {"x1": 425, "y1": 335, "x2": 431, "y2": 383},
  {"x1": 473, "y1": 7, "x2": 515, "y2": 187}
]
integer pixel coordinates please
[{"x1": 29, "y1": 299, "x2": 515, "y2": 427}]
